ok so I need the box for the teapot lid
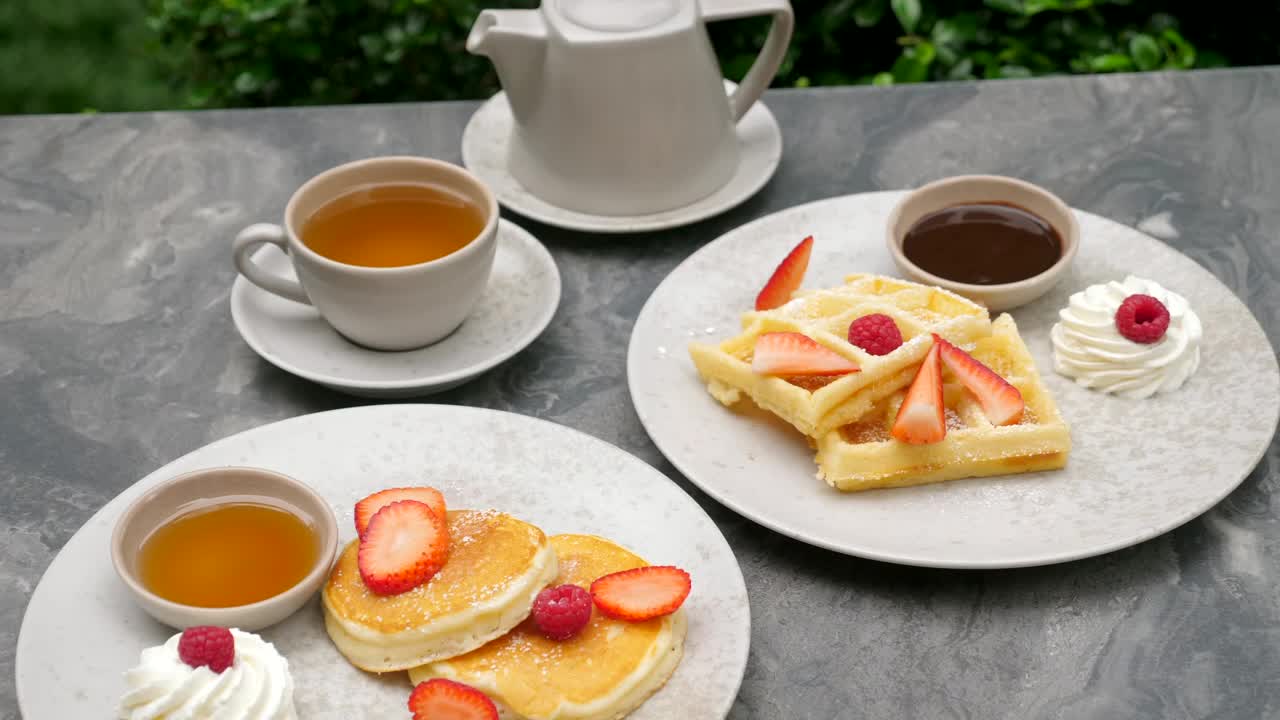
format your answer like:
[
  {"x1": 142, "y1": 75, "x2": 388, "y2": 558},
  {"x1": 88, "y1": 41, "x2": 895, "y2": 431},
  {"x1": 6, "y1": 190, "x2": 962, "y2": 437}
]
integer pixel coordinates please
[{"x1": 555, "y1": 0, "x2": 679, "y2": 32}]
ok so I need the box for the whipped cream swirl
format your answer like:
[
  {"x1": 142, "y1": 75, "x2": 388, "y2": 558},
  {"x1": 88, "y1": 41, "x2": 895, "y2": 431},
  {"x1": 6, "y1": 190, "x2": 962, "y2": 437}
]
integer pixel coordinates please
[
  {"x1": 118, "y1": 629, "x2": 297, "y2": 720},
  {"x1": 1050, "y1": 275, "x2": 1201, "y2": 398}
]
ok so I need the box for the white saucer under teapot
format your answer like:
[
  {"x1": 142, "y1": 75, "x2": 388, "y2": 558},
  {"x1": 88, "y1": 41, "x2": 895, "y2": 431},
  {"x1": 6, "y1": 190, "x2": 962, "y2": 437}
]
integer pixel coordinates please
[{"x1": 467, "y1": 0, "x2": 793, "y2": 218}]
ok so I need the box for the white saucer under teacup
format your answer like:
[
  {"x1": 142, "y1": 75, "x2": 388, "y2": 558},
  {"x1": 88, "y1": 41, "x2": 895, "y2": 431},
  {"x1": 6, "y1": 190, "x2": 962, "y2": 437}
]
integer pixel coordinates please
[
  {"x1": 231, "y1": 219, "x2": 560, "y2": 398},
  {"x1": 462, "y1": 85, "x2": 782, "y2": 234}
]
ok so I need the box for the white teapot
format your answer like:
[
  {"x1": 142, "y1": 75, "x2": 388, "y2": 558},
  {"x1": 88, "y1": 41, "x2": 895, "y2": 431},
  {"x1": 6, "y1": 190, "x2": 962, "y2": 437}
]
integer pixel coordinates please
[{"x1": 467, "y1": 0, "x2": 793, "y2": 216}]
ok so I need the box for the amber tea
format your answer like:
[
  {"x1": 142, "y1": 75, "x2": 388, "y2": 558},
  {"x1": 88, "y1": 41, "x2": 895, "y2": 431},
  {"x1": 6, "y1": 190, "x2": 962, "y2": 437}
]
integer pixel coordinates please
[{"x1": 301, "y1": 183, "x2": 486, "y2": 268}]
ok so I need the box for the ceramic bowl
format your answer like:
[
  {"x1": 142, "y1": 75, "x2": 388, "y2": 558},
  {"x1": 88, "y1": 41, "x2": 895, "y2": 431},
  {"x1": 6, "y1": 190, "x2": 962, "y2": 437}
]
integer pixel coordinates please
[
  {"x1": 885, "y1": 175, "x2": 1080, "y2": 311},
  {"x1": 110, "y1": 466, "x2": 339, "y2": 631}
]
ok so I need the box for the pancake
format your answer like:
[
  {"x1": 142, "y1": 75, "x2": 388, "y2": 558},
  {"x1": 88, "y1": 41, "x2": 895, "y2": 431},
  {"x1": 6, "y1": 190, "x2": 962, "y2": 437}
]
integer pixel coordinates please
[
  {"x1": 323, "y1": 509, "x2": 557, "y2": 673},
  {"x1": 409, "y1": 534, "x2": 687, "y2": 720}
]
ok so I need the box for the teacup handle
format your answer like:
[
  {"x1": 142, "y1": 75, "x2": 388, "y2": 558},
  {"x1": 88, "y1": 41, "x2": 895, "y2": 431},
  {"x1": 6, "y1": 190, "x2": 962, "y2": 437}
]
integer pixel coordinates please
[
  {"x1": 700, "y1": 0, "x2": 795, "y2": 122},
  {"x1": 232, "y1": 223, "x2": 312, "y2": 305}
]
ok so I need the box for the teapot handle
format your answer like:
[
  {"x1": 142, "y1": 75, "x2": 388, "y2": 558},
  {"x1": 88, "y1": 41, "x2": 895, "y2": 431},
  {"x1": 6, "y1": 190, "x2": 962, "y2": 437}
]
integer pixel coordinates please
[{"x1": 700, "y1": 0, "x2": 794, "y2": 122}]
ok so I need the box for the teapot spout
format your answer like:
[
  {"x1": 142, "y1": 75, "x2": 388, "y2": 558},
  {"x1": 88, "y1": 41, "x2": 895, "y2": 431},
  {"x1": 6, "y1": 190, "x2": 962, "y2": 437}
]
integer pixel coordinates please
[{"x1": 467, "y1": 10, "x2": 547, "y2": 121}]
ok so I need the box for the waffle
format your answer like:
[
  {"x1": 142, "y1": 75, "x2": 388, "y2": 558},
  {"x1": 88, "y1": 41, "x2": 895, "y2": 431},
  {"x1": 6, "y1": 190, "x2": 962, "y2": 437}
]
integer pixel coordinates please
[
  {"x1": 814, "y1": 314, "x2": 1071, "y2": 491},
  {"x1": 689, "y1": 274, "x2": 992, "y2": 438}
]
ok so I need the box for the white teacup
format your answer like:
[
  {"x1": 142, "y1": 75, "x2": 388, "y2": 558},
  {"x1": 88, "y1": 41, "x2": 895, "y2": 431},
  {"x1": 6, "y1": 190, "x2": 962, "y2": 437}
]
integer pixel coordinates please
[{"x1": 233, "y1": 157, "x2": 499, "y2": 351}]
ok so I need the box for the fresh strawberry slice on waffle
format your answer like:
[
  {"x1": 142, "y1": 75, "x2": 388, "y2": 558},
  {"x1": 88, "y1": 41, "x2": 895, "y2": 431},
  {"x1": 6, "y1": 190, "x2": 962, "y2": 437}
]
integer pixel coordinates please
[
  {"x1": 752, "y1": 332, "x2": 859, "y2": 376},
  {"x1": 755, "y1": 236, "x2": 813, "y2": 311}
]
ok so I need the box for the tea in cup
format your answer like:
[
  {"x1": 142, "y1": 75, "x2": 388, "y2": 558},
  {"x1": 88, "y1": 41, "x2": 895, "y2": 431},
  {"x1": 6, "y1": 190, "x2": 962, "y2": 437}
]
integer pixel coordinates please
[{"x1": 233, "y1": 156, "x2": 499, "y2": 351}]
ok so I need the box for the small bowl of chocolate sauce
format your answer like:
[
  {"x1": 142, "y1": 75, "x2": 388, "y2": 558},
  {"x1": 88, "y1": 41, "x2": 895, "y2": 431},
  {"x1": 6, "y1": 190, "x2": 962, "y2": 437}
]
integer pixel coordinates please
[{"x1": 886, "y1": 175, "x2": 1079, "y2": 311}]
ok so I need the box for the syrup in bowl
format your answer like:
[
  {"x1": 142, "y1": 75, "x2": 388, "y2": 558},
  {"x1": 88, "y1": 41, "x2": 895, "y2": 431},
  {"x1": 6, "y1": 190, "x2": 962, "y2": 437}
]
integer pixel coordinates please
[
  {"x1": 138, "y1": 500, "x2": 320, "y2": 608},
  {"x1": 902, "y1": 202, "x2": 1062, "y2": 285}
]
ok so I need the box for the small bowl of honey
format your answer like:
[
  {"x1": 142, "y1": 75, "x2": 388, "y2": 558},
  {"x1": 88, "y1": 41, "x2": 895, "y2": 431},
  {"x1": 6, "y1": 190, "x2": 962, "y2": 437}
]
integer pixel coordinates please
[
  {"x1": 886, "y1": 175, "x2": 1080, "y2": 311},
  {"x1": 111, "y1": 466, "x2": 339, "y2": 631}
]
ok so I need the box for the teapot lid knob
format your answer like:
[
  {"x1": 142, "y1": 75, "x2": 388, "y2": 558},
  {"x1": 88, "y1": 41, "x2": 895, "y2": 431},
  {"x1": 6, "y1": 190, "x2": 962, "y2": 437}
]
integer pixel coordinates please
[{"x1": 556, "y1": 0, "x2": 679, "y2": 32}]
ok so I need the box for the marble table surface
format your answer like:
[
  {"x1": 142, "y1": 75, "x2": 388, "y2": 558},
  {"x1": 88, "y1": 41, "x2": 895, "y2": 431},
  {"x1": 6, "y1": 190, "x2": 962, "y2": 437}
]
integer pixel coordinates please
[{"x1": 3, "y1": 67, "x2": 1279, "y2": 719}]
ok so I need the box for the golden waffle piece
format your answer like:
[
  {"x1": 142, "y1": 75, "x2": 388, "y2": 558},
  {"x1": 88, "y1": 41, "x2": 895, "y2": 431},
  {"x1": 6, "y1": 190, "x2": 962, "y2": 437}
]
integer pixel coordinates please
[
  {"x1": 815, "y1": 314, "x2": 1071, "y2": 492},
  {"x1": 689, "y1": 273, "x2": 992, "y2": 438}
]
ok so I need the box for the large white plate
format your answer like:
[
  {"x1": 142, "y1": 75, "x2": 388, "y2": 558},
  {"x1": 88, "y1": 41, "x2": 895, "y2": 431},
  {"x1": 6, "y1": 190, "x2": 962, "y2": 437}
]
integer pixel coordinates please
[
  {"x1": 15, "y1": 406, "x2": 749, "y2": 717},
  {"x1": 628, "y1": 191, "x2": 1280, "y2": 569}
]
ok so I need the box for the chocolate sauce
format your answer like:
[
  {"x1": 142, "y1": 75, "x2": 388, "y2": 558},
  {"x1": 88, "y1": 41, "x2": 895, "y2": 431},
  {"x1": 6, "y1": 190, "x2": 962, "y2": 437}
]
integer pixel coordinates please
[{"x1": 902, "y1": 202, "x2": 1062, "y2": 285}]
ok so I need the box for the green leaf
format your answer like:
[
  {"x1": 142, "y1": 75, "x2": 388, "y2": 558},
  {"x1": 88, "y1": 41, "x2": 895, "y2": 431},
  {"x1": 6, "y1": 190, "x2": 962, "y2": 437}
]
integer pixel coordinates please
[
  {"x1": 197, "y1": 6, "x2": 221, "y2": 26},
  {"x1": 187, "y1": 85, "x2": 215, "y2": 108},
  {"x1": 932, "y1": 14, "x2": 979, "y2": 48},
  {"x1": 872, "y1": 72, "x2": 895, "y2": 86},
  {"x1": 1022, "y1": 0, "x2": 1063, "y2": 14},
  {"x1": 890, "y1": 0, "x2": 921, "y2": 33},
  {"x1": 984, "y1": 0, "x2": 1025, "y2": 14},
  {"x1": 233, "y1": 70, "x2": 264, "y2": 94},
  {"x1": 911, "y1": 41, "x2": 936, "y2": 66},
  {"x1": 999, "y1": 64, "x2": 1032, "y2": 78},
  {"x1": 947, "y1": 58, "x2": 975, "y2": 81},
  {"x1": 1161, "y1": 29, "x2": 1196, "y2": 68},
  {"x1": 213, "y1": 40, "x2": 249, "y2": 59},
  {"x1": 1129, "y1": 33, "x2": 1161, "y2": 71},
  {"x1": 930, "y1": 20, "x2": 959, "y2": 48},
  {"x1": 358, "y1": 33, "x2": 384, "y2": 57},
  {"x1": 890, "y1": 41, "x2": 935, "y2": 83},
  {"x1": 853, "y1": 0, "x2": 887, "y2": 28},
  {"x1": 1088, "y1": 53, "x2": 1133, "y2": 72}
]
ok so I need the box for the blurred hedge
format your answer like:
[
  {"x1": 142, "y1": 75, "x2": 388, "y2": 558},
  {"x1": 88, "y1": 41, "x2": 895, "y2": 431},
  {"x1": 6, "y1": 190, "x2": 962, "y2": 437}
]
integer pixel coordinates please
[
  {"x1": 0, "y1": 0, "x2": 182, "y2": 114},
  {"x1": 5, "y1": 0, "x2": 1277, "y2": 114},
  {"x1": 146, "y1": 0, "x2": 1253, "y2": 110}
]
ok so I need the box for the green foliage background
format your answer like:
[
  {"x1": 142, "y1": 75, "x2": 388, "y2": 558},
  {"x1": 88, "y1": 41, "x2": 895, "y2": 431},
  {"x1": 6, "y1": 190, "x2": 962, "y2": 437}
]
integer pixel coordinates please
[{"x1": 3, "y1": 0, "x2": 1277, "y2": 114}]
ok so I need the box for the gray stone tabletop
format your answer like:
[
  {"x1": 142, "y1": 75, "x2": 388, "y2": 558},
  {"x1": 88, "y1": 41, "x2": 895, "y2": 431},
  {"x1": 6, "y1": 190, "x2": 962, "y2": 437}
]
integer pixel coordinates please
[{"x1": 2, "y1": 67, "x2": 1279, "y2": 718}]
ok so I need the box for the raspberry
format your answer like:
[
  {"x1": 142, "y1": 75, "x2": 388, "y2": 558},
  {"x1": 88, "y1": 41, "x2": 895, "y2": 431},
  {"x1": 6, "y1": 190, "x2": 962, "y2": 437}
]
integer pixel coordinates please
[
  {"x1": 1115, "y1": 294, "x2": 1170, "y2": 344},
  {"x1": 847, "y1": 313, "x2": 904, "y2": 355},
  {"x1": 177, "y1": 626, "x2": 235, "y2": 673},
  {"x1": 531, "y1": 584, "x2": 592, "y2": 640}
]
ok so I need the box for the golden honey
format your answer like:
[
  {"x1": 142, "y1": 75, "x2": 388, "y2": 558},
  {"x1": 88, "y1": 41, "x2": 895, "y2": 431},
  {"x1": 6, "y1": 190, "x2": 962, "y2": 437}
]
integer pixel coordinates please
[{"x1": 139, "y1": 502, "x2": 318, "y2": 608}]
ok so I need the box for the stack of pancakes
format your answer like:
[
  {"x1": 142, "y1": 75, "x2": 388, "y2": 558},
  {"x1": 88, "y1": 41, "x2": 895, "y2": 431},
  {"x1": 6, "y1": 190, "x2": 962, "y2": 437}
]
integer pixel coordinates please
[{"x1": 323, "y1": 510, "x2": 685, "y2": 719}]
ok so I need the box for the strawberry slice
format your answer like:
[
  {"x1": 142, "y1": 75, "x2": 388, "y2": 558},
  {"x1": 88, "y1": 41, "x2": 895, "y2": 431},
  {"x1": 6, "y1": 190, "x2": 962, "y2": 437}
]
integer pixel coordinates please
[
  {"x1": 752, "y1": 332, "x2": 860, "y2": 376},
  {"x1": 590, "y1": 566, "x2": 691, "y2": 622},
  {"x1": 355, "y1": 487, "x2": 446, "y2": 538},
  {"x1": 755, "y1": 236, "x2": 813, "y2": 310},
  {"x1": 934, "y1": 334, "x2": 1024, "y2": 425},
  {"x1": 891, "y1": 341, "x2": 946, "y2": 444},
  {"x1": 358, "y1": 500, "x2": 449, "y2": 595},
  {"x1": 408, "y1": 679, "x2": 498, "y2": 720}
]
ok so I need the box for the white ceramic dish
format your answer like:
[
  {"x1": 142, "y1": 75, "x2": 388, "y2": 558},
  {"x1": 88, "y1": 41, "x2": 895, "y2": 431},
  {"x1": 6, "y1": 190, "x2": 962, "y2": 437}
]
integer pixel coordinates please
[
  {"x1": 461, "y1": 85, "x2": 782, "y2": 234},
  {"x1": 628, "y1": 190, "x2": 1280, "y2": 569},
  {"x1": 885, "y1": 174, "x2": 1081, "y2": 311},
  {"x1": 15, "y1": 405, "x2": 750, "y2": 718},
  {"x1": 230, "y1": 219, "x2": 560, "y2": 398}
]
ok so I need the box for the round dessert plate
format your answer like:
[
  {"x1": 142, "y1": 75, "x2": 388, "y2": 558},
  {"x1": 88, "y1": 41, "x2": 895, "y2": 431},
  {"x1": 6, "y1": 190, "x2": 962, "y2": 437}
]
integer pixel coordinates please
[
  {"x1": 628, "y1": 190, "x2": 1280, "y2": 569},
  {"x1": 15, "y1": 406, "x2": 750, "y2": 718},
  {"x1": 461, "y1": 85, "x2": 782, "y2": 234},
  {"x1": 230, "y1": 219, "x2": 560, "y2": 398}
]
